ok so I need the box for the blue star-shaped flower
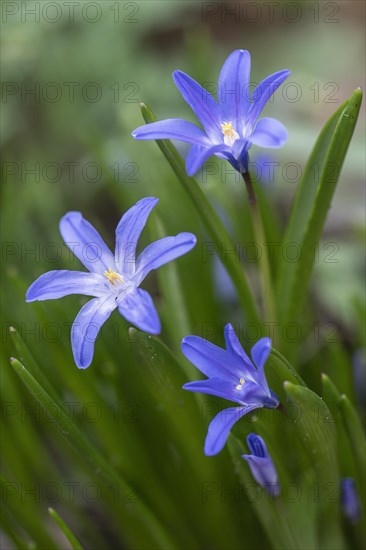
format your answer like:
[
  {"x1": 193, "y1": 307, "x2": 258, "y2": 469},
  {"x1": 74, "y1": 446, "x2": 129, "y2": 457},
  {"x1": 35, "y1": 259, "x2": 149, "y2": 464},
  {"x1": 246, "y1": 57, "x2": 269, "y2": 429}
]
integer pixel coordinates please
[
  {"x1": 242, "y1": 433, "x2": 280, "y2": 496},
  {"x1": 132, "y1": 50, "x2": 290, "y2": 175},
  {"x1": 182, "y1": 323, "x2": 279, "y2": 455},
  {"x1": 26, "y1": 197, "x2": 196, "y2": 369}
]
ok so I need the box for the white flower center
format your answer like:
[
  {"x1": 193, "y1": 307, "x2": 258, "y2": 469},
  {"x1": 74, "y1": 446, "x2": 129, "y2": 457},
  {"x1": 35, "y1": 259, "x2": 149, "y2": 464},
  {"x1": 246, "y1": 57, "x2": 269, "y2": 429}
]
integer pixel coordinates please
[
  {"x1": 221, "y1": 121, "x2": 240, "y2": 147},
  {"x1": 235, "y1": 377, "x2": 245, "y2": 391},
  {"x1": 104, "y1": 268, "x2": 123, "y2": 287}
]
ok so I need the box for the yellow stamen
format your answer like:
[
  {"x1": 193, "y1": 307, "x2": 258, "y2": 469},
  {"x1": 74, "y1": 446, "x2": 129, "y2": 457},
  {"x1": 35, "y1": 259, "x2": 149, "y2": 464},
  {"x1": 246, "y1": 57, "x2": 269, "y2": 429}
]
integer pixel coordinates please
[
  {"x1": 236, "y1": 378, "x2": 245, "y2": 391},
  {"x1": 104, "y1": 268, "x2": 123, "y2": 286},
  {"x1": 221, "y1": 121, "x2": 240, "y2": 146},
  {"x1": 221, "y1": 121, "x2": 235, "y2": 136}
]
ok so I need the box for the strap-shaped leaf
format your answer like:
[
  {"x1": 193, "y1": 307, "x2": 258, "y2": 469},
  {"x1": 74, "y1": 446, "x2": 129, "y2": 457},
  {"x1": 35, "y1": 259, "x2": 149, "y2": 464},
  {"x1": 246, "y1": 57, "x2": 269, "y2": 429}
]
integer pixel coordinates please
[
  {"x1": 269, "y1": 348, "x2": 307, "y2": 387},
  {"x1": 276, "y1": 89, "x2": 362, "y2": 326},
  {"x1": 339, "y1": 394, "x2": 366, "y2": 500},
  {"x1": 48, "y1": 508, "x2": 84, "y2": 550},
  {"x1": 9, "y1": 357, "x2": 177, "y2": 550},
  {"x1": 149, "y1": 215, "x2": 192, "y2": 349},
  {"x1": 321, "y1": 375, "x2": 357, "y2": 475},
  {"x1": 283, "y1": 382, "x2": 345, "y2": 549},
  {"x1": 321, "y1": 375, "x2": 364, "y2": 513}
]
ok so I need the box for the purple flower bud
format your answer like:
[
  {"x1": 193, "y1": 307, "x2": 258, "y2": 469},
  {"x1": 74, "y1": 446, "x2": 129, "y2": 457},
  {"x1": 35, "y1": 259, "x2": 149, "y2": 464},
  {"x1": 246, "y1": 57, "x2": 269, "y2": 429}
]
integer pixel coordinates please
[
  {"x1": 341, "y1": 478, "x2": 361, "y2": 524},
  {"x1": 242, "y1": 433, "x2": 280, "y2": 496}
]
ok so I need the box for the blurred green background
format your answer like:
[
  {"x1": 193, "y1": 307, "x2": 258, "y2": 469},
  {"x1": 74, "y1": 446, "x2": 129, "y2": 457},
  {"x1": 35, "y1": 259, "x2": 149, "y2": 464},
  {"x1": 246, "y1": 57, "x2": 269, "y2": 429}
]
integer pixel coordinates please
[{"x1": 1, "y1": 1, "x2": 365, "y2": 548}]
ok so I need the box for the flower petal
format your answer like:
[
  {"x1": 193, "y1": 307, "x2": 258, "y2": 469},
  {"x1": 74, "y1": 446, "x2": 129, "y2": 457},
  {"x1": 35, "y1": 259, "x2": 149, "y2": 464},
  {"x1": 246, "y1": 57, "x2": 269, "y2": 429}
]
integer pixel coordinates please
[
  {"x1": 71, "y1": 295, "x2": 117, "y2": 369},
  {"x1": 185, "y1": 143, "x2": 232, "y2": 176},
  {"x1": 59, "y1": 212, "x2": 115, "y2": 275},
  {"x1": 251, "y1": 337, "x2": 272, "y2": 392},
  {"x1": 243, "y1": 455, "x2": 279, "y2": 484},
  {"x1": 224, "y1": 323, "x2": 257, "y2": 379},
  {"x1": 251, "y1": 337, "x2": 272, "y2": 371},
  {"x1": 243, "y1": 433, "x2": 279, "y2": 495},
  {"x1": 181, "y1": 335, "x2": 243, "y2": 381},
  {"x1": 134, "y1": 233, "x2": 197, "y2": 285},
  {"x1": 183, "y1": 377, "x2": 243, "y2": 404},
  {"x1": 26, "y1": 270, "x2": 107, "y2": 301},
  {"x1": 117, "y1": 288, "x2": 161, "y2": 334},
  {"x1": 239, "y1": 381, "x2": 274, "y2": 406},
  {"x1": 232, "y1": 138, "x2": 250, "y2": 159},
  {"x1": 218, "y1": 50, "x2": 251, "y2": 130},
  {"x1": 247, "y1": 69, "x2": 291, "y2": 128},
  {"x1": 242, "y1": 455, "x2": 279, "y2": 495},
  {"x1": 229, "y1": 139, "x2": 251, "y2": 173},
  {"x1": 115, "y1": 197, "x2": 158, "y2": 276},
  {"x1": 204, "y1": 404, "x2": 260, "y2": 456},
  {"x1": 173, "y1": 70, "x2": 222, "y2": 142},
  {"x1": 132, "y1": 119, "x2": 210, "y2": 146},
  {"x1": 248, "y1": 118, "x2": 288, "y2": 148},
  {"x1": 246, "y1": 431, "x2": 269, "y2": 457}
]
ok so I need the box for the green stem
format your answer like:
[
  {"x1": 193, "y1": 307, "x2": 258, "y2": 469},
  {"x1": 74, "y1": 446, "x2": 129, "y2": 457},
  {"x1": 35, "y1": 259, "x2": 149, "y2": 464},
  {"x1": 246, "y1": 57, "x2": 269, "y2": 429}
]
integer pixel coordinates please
[
  {"x1": 140, "y1": 103, "x2": 261, "y2": 327},
  {"x1": 242, "y1": 171, "x2": 276, "y2": 325}
]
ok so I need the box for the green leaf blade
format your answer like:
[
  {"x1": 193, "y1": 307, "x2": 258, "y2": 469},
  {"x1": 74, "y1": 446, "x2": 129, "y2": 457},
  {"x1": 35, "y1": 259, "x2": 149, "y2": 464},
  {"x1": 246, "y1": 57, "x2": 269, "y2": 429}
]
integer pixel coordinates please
[
  {"x1": 339, "y1": 394, "x2": 366, "y2": 495},
  {"x1": 277, "y1": 89, "x2": 363, "y2": 328},
  {"x1": 48, "y1": 507, "x2": 84, "y2": 550},
  {"x1": 9, "y1": 357, "x2": 178, "y2": 550},
  {"x1": 283, "y1": 382, "x2": 346, "y2": 550}
]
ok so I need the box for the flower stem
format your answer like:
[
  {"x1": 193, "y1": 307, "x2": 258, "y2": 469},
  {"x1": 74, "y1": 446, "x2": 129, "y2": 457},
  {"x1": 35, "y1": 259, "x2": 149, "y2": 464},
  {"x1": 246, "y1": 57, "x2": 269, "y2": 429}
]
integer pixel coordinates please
[
  {"x1": 140, "y1": 103, "x2": 262, "y2": 328},
  {"x1": 242, "y1": 171, "x2": 277, "y2": 325}
]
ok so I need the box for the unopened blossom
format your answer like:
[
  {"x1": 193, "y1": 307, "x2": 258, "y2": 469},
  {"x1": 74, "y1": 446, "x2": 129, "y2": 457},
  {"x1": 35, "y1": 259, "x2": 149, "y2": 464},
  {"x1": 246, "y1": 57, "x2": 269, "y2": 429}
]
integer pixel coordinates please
[
  {"x1": 242, "y1": 433, "x2": 280, "y2": 496},
  {"x1": 341, "y1": 478, "x2": 361, "y2": 524}
]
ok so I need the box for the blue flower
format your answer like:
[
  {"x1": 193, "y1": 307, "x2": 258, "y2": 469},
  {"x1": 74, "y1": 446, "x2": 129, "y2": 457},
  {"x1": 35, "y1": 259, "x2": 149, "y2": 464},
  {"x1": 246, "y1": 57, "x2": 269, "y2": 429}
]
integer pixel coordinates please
[
  {"x1": 341, "y1": 478, "x2": 361, "y2": 524},
  {"x1": 26, "y1": 197, "x2": 196, "y2": 369},
  {"x1": 132, "y1": 50, "x2": 290, "y2": 175},
  {"x1": 182, "y1": 323, "x2": 279, "y2": 455},
  {"x1": 242, "y1": 433, "x2": 280, "y2": 496}
]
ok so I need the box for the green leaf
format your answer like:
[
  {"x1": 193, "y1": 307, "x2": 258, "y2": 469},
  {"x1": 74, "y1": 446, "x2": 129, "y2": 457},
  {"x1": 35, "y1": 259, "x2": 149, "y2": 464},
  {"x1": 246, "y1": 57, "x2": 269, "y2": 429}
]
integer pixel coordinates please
[
  {"x1": 139, "y1": 103, "x2": 261, "y2": 327},
  {"x1": 9, "y1": 357, "x2": 178, "y2": 550},
  {"x1": 268, "y1": 348, "x2": 307, "y2": 390},
  {"x1": 0, "y1": 473, "x2": 53, "y2": 550},
  {"x1": 321, "y1": 373, "x2": 342, "y2": 416},
  {"x1": 127, "y1": 328, "x2": 216, "y2": 480},
  {"x1": 150, "y1": 215, "x2": 192, "y2": 349},
  {"x1": 326, "y1": 343, "x2": 357, "y2": 405},
  {"x1": 321, "y1": 375, "x2": 365, "y2": 532},
  {"x1": 321, "y1": 374, "x2": 357, "y2": 475},
  {"x1": 127, "y1": 327, "x2": 200, "y2": 421},
  {"x1": 283, "y1": 382, "x2": 345, "y2": 550},
  {"x1": 8, "y1": 325, "x2": 59, "y2": 403},
  {"x1": 276, "y1": 89, "x2": 363, "y2": 328},
  {"x1": 0, "y1": 503, "x2": 33, "y2": 550},
  {"x1": 48, "y1": 508, "x2": 84, "y2": 550}
]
